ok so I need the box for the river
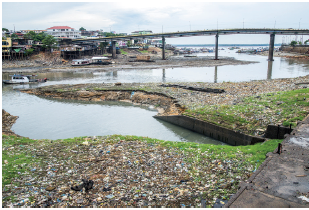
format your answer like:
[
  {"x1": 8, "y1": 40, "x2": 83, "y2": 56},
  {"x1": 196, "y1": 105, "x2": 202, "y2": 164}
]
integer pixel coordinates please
[{"x1": 2, "y1": 46, "x2": 309, "y2": 143}]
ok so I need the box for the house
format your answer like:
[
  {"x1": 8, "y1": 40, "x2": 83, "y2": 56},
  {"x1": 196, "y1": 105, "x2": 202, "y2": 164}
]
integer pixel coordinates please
[
  {"x1": 20, "y1": 30, "x2": 47, "y2": 34},
  {"x1": 131, "y1": 30, "x2": 153, "y2": 44},
  {"x1": 46, "y1": 26, "x2": 81, "y2": 39},
  {"x1": 2, "y1": 37, "x2": 12, "y2": 53}
]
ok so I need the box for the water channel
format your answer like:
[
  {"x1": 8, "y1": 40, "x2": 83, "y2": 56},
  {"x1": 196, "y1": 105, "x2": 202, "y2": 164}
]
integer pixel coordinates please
[{"x1": 2, "y1": 47, "x2": 309, "y2": 143}]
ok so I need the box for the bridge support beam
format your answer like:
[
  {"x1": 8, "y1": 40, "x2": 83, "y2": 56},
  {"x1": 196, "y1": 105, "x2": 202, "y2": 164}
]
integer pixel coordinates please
[
  {"x1": 112, "y1": 41, "x2": 116, "y2": 59},
  {"x1": 268, "y1": 34, "x2": 275, "y2": 61},
  {"x1": 215, "y1": 33, "x2": 219, "y2": 60},
  {"x1": 162, "y1": 37, "x2": 165, "y2": 60}
]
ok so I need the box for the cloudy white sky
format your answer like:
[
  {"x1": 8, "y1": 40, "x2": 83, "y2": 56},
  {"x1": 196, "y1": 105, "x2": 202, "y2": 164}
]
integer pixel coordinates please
[{"x1": 2, "y1": 1, "x2": 309, "y2": 44}]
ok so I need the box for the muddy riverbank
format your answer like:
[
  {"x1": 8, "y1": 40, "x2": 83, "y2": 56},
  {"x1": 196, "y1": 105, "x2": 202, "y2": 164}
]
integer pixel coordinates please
[
  {"x1": 2, "y1": 109, "x2": 20, "y2": 137},
  {"x1": 2, "y1": 47, "x2": 255, "y2": 73}
]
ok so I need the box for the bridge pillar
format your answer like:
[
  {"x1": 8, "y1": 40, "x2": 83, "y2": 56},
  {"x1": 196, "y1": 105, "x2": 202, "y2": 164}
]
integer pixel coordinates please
[
  {"x1": 112, "y1": 41, "x2": 116, "y2": 59},
  {"x1": 268, "y1": 33, "x2": 275, "y2": 61},
  {"x1": 215, "y1": 33, "x2": 219, "y2": 60},
  {"x1": 162, "y1": 37, "x2": 165, "y2": 60}
]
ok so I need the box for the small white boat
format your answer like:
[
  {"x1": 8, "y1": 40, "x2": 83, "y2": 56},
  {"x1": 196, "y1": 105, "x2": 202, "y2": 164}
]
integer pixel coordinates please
[
  {"x1": 90, "y1": 56, "x2": 112, "y2": 65},
  {"x1": 71, "y1": 59, "x2": 90, "y2": 66},
  {"x1": 3, "y1": 74, "x2": 48, "y2": 84}
]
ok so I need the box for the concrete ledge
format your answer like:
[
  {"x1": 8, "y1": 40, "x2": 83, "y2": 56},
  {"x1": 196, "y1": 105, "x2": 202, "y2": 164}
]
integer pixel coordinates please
[
  {"x1": 154, "y1": 115, "x2": 265, "y2": 146},
  {"x1": 224, "y1": 115, "x2": 309, "y2": 208}
]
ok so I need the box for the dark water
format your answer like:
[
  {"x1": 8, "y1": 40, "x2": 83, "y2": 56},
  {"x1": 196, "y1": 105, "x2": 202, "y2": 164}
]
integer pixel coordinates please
[{"x1": 2, "y1": 47, "x2": 308, "y2": 143}]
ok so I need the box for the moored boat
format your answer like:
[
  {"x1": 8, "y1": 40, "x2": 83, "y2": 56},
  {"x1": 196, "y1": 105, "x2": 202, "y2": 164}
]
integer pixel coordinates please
[
  {"x1": 90, "y1": 56, "x2": 112, "y2": 65},
  {"x1": 72, "y1": 59, "x2": 90, "y2": 66},
  {"x1": 3, "y1": 74, "x2": 48, "y2": 84}
]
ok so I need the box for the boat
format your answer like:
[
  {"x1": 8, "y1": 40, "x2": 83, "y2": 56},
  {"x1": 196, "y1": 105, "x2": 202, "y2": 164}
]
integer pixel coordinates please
[
  {"x1": 3, "y1": 74, "x2": 48, "y2": 84},
  {"x1": 90, "y1": 56, "x2": 112, "y2": 65},
  {"x1": 71, "y1": 59, "x2": 90, "y2": 66}
]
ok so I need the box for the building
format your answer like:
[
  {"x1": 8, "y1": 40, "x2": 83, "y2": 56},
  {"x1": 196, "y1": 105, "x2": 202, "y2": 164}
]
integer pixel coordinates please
[
  {"x1": 46, "y1": 26, "x2": 81, "y2": 39},
  {"x1": 20, "y1": 30, "x2": 47, "y2": 34},
  {"x1": 2, "y1": 37, "x2": 12, "y2": 53},
  {"x1": 131, "y1": 30, "x2": 153, "y2": 35}
]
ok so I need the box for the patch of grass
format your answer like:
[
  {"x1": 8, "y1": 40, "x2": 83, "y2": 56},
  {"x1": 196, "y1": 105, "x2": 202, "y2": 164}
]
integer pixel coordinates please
[
  {"x1": 105, "y1": 135, "x2": 282, "y2": 168},
  {"x1": 184, "y1": 88, "x2": 309, "y2": 135},
  {"x1": 120, "y1": 49, "x2": 128, "y2": 55}
]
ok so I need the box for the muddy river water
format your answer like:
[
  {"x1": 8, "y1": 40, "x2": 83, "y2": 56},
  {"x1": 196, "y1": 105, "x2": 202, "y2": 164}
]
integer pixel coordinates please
[{"x1": 2, "y1": 47, "x2": 309, "y2": 143}]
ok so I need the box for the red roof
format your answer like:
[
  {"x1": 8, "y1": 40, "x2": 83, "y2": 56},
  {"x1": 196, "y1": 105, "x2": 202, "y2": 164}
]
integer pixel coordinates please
[{"x1": 46, "y1": 26, "x2": 74, "y2": 30}]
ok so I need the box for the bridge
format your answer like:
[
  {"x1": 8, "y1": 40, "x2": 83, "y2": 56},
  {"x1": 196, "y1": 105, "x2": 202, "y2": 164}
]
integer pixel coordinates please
[{"x1": 72, "y1": 28, "x2": 309, "y2": 61}]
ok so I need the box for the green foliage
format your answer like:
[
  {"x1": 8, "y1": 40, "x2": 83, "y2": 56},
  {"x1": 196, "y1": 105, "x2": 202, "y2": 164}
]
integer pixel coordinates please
[
  {"x1": 23, "y1": 31, "x2": 36, "y2": 40},
  {"x1": 127, "y1": 41, "x2": 131, "y2": 47},
  {"x1": 34, "y1": 32, "x2": 47, "y2": 42},
  {"x1": 11, "y1": 33, "x2": 18, "y2": 39},
  {"x1": 103, "y1": 32, "x2": 122, "y2": 37},
  {"x1": 24, "y1": 48, "x2": 34, "y2": 56},
  {"x1": 290, "y1": 40, "x2": 297, "y2": 46},
  {"x1": 184, "y1": 88, "x2": 309, "y2": 135},
  {"x1": 79, "y1": 27, "x2": 86, "y2": 31},
  {"x1": 305, "y1": 40, "x2": 309, "y2": 45},
  {"x1": 2, "y1": 28, "x2": 9, "y2": 32},
  {"x1": 120, "y1": 49, "x2": 128, "y2": 54},
  {"x1": 42, "y1": 35, "x2": 57, "y2": 50}
]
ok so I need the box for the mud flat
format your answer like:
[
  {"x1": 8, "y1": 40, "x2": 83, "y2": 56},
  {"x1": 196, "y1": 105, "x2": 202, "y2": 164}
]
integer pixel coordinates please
[{"x1": 2, "y1": 53, "x2": 255, "y2": 73}]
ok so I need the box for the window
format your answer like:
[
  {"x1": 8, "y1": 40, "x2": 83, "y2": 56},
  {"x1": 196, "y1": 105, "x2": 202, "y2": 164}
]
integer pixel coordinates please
[
  {"x1": 53, "y1": 29, "x2": 55, "y2": 31},
  {"x1": 2, "y1": 41, "x2": 8, "y2": 45},
  {"x1": 61, "y1": 29, "x2": 65, "y2": 31}
]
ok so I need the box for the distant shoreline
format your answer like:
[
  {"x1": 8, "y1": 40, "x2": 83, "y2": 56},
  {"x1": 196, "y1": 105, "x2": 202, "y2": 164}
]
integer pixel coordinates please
[{"x1": 174, "y1": 44, "x2": 282, "y2": 47}]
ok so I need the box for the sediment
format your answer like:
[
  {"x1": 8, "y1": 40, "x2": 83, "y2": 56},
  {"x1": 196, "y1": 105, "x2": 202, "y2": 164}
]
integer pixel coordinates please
[{"x1": 2, "y1": 109, "x2": 20, "y2": 137}]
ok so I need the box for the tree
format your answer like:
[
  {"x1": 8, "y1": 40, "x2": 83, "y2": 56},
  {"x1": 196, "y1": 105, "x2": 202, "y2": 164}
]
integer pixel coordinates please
[
  {"x1": 298, "y1": 41, "x2": 302, "y2": 45},
  {"x1": 305, "y1": 40, "x2": 309, "y2": 45},
  {"x1": 290, "y1": 40, "x2": 297, "y2": 46},
  {"x1": 24, "y1": 31, "x2": 36, "y2": 40},
  {"x1": 24, "y1": 48, "x2": 34, "y2": 56},
  {"x1": 34, "y1": 32, "x2": 47, "y2": 42},
  {"x1": 42, "y1": 35, "x2": 57, "y2": 51},
  {"x1": 126, "y1": 41, "x2": 131, "y2": 47},
  {"x1": 79, "y1": 27, "x2": 86, "y2": 31},
  {"x1": 11, "y1": 33, "x2": 18, "y2": 39},
  {"x1": 2, "y1": 28, "x2": 9, "y2": 32}
]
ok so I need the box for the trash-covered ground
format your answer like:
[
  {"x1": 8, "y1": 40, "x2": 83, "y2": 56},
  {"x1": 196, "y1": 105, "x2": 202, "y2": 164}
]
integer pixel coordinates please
[{"x1": 2, "y1": 134, "x2": 282, "y2": 208}]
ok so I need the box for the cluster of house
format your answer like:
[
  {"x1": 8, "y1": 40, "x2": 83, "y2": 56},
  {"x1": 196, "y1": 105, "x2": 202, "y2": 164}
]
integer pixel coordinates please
[{"x1": 2, "y1": 26, "x2": 163, "y2": 59}]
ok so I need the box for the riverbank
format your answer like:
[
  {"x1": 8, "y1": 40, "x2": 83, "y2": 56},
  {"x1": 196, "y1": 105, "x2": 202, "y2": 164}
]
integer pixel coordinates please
[{"x1": 2, "y1": 46, "x2": 255, "y2": 73}]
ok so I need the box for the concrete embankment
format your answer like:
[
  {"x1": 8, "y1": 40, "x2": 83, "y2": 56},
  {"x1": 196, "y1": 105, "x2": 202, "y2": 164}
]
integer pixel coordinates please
[
  {"x1": 154, "y1": 115, "x2": 264, "y2": 146},
  {"x1": 224, "y1": 115, "x2": 309, "y2": 208}
]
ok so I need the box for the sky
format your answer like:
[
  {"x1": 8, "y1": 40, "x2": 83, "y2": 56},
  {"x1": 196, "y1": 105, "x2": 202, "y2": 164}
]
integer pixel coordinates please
[{"x1": 2, "y1": 1, "x2": 309, "y2": 45}]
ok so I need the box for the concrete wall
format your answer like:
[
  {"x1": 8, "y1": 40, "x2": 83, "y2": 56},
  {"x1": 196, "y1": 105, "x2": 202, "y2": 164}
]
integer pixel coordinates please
[
  {"x1": 281, "y1": 45, "x2": 309, "y2": 54},
  {"x1": 264, "y1": 124, "x2": 293, "y2": 139},
  {"x1": 154, "y1": 115, "x2": 265, "y2": 146}
]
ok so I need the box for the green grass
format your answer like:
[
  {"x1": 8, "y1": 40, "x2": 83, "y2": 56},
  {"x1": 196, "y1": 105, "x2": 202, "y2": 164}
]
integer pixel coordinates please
[
  {"x1": 103, "y1": 135, "x2": 282, "y2": 169},
  {"x1": 120, "y1": 49, "x2": 128, "y2": 55},
  {"x1": 184, "y1": 88, "x2": 309, "y2": 135},
  {"x1": 2, "y1": 134, "x2": 282, "y2": 188}
]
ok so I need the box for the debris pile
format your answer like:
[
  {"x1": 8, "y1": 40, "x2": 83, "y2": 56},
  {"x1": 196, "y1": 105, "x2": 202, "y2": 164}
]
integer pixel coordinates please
[{"x1": 2, "y1": 135, "x2": 255, "y2": 208}]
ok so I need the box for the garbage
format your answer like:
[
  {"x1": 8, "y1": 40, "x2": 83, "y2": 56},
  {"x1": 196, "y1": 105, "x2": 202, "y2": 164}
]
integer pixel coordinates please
[{"x1": 2, "y1": 135, "x2": 257, "y2": 208}]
